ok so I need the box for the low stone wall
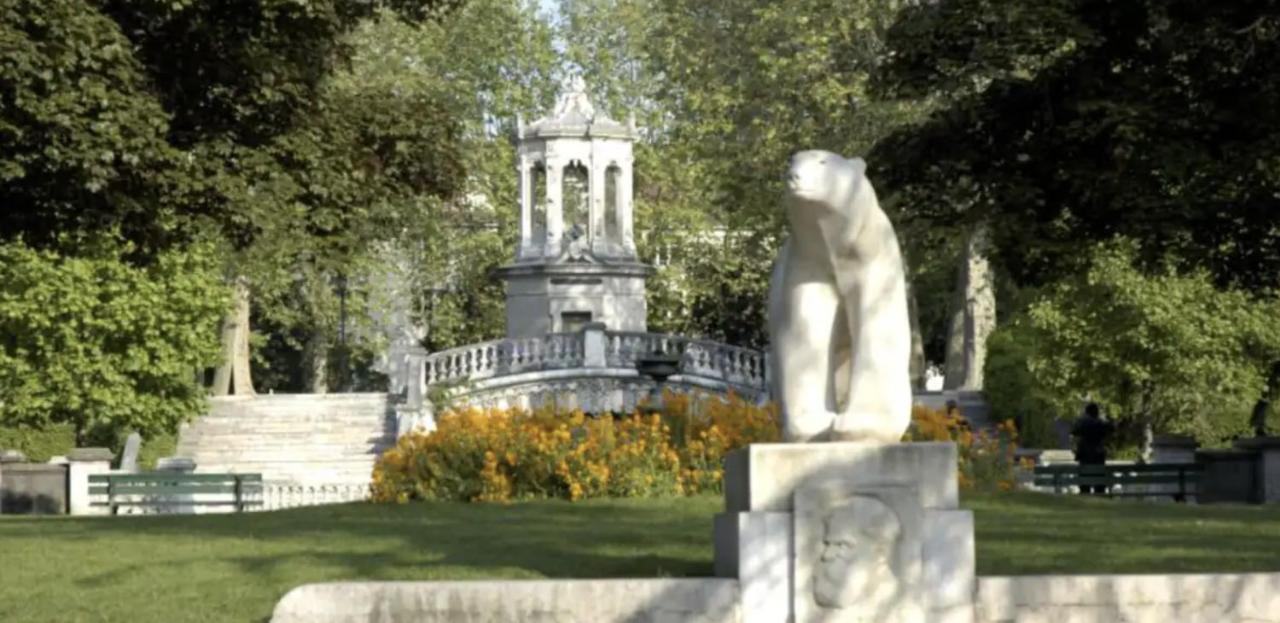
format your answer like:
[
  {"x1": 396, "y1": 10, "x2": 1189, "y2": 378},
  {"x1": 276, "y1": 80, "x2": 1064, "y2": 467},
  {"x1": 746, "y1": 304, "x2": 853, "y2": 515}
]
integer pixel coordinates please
[
  {"x1": 273, "y1": 572, "x2": 1280, "y2": 623},
  {"x1": 976, "y1": 573, "x2": 1280, "y2": 623},
  {"x1": 0, "y1": 462, "x2": 68, "y2": 514},
  {"x1": 270, "y1": 578, "x2": 740, "y2": 623}
]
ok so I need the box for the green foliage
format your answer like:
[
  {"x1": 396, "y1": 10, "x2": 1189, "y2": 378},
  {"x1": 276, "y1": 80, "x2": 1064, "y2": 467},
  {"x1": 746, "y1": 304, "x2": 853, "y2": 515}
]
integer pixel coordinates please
[
  {"x1": 983, "y1": 321, "x2": 1063, "y2": 448},
  {"x1": 136, "y1": 432, "x2": 178, "y2": 470},
  {"x1": 339, "y1": 2, "x2": 559, "y2": 351},
  {"x1": 0, "y1": 424, "x2": 75, "y2": 462},
  {"x1": 873, "y1": 0, "x2": 1280, "y2": 291},
  {"x1": 0, "y1": 239, "x2": 227, "y2": 442},
  {"x1": 558, "y1": 0, "x2": 932, "y2": 346},
  {"x1": 2, "y1": 0, "x2": 467, "y2": 395},
  {"x1": 1015, "y1": 240, "x2": 1280, "y2": 446},
  {"x1": 0, "y1": 0, "x2": 181, "y2": 253}
]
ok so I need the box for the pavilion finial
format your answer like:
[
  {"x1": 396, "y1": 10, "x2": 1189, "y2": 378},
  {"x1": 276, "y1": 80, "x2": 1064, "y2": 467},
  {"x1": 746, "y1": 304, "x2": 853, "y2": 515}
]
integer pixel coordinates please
[{"x1": 553, "y1": 74, "x2": 595, "y2": 120}]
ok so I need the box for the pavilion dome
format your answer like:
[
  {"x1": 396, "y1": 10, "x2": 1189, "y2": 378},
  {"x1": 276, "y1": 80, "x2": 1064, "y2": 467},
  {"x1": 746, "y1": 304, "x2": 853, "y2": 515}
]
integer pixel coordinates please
[{"x1": 522, "y1": 75, "x2": 635, "y2": 140}]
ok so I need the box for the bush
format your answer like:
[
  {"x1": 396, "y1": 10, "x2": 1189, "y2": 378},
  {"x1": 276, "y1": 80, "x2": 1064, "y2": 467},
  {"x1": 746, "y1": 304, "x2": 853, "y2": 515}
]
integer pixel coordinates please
[
  {"x1": 0, "y1": 424, "x2": 75, "y2": 462},
  {"x1": 373, "y1": 394, "x2": 1021, "y2": 503},
  {"x1": 0, "y1": 239, "x2": 226, "y2": 443},
  {"x1": 0, "y1": 425, "x2": 176, "y2": 467},
  {"x1": 372, "y1": 392, "x2": 779, "y2": 503},
  {"x1": 904, "y1": 405, "x2": 1021, "y2": 492},
  {"x1": 983, "y1": 321, "x2": 1064, "y2": 449}
]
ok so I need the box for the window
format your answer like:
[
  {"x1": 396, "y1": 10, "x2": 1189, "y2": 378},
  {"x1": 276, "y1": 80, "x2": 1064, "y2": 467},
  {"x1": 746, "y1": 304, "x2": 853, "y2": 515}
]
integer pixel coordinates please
[
  {"x1": 531, "y1": 163, "x2": 546, "y2": 241},
  {"x1": 560, "y1": 311, "x2": 593, "y2": 333},
  {"x1": 563, "y1": 162, "x2": 589, "y2": 233},
  {"x1": 605, "y1": 164, "x2": 621, "y2": 242}
]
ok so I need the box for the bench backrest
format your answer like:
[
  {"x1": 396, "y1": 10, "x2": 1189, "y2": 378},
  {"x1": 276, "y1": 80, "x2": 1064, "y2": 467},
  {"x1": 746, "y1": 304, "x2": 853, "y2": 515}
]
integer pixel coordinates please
[
  {"x1": 1032, "y1": 463, "x2": 1203, "y2": 488},
  {"x1": 89, "y1": 473, "x2": 263, "y2": 499}
]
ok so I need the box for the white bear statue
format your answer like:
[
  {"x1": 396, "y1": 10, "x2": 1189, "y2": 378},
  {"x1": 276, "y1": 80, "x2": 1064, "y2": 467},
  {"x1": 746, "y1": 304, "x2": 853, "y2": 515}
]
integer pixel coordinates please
[{"x1": 768, "y1": 150, "x2": 912, "y2": 443}]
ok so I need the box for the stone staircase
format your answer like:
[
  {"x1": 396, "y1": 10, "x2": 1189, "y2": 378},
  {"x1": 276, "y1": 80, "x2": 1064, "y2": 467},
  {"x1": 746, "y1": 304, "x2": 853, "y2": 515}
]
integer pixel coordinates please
[{"x1": 175, "y1": 393, "x2": 398, "y2": 486}]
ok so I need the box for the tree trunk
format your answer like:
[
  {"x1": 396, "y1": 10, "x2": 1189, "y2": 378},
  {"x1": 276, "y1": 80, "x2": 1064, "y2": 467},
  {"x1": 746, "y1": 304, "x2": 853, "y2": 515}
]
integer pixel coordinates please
[
  {"x1": 210, "y1": 311, "x2": 236, "y2": 396},
  {"x1": 907, "y1": 280, "x2": 926, "y2": 390},
  {"x1": 943, "y1": 224, "x2": 996, "y2": 390},
  {"x1": 304, "y1": 330, "x2": 329, "y2": 394},
  {"x1": 211, "y1": 276, "x2": 256, "y2": 396}
]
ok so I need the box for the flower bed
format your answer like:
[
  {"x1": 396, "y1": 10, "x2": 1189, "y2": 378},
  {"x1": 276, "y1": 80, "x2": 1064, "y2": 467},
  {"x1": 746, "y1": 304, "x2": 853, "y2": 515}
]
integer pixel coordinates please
[{"x1": 372, "y1": 395, "x2": 1018, "y2": 503}]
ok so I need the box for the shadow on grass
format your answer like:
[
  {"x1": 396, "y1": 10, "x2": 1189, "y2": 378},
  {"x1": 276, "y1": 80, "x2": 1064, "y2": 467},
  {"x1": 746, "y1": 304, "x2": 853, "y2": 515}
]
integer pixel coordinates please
[
  {"x1": 2, "y1": 495, "x2": 721, "y2": 587},
  {"x1": 6, "y1": 490, "x2": 1280, "y2": 622}
]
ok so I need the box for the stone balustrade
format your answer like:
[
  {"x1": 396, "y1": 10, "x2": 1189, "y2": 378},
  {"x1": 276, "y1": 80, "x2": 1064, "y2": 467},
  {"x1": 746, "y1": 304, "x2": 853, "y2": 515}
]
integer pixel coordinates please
[
  {"x1": 259, "y1": 482, "x2": 370, "y2": 512},
  {"x1": 605, "y1": 331, "x2": 769, "y2": 390},
  {"x1": 409, "y1": 328, "x2": 769, "y2": 400},
  {"x1": 422, "y1": 332, "x2": 587, "y2": 386},
  {"x1": 398, "y1": 327, "x2": 771, "y2": 429}
]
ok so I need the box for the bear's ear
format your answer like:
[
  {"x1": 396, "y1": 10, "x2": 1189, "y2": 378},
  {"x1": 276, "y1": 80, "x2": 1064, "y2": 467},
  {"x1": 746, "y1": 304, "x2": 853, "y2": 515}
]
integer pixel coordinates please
[{"x1": 847, "y1": 157, "x2": 867, "y2": 180}]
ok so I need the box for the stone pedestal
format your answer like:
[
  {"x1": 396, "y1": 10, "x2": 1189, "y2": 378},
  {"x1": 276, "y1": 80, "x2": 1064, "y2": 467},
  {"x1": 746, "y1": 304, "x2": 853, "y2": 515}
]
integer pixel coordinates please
[
  {"x1": 67, "y1": 447, "x2": 114, "y2": 516},
  {"x1": 1234, "y1": 437, "x2": 1280, "y2": 503},
  {"x1": 714, "y1": 442, "x2": 974, "y2": 622}
]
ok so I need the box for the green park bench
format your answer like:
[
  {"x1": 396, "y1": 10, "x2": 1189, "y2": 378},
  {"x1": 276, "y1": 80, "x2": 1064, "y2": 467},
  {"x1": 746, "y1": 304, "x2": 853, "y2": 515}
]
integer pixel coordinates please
[
  {"x1": 1033, "y1": 463, "x2": 1202, "y2": 502},
  {"x1": 89, "y1": 473, "x2": 263, "y2": 514}
]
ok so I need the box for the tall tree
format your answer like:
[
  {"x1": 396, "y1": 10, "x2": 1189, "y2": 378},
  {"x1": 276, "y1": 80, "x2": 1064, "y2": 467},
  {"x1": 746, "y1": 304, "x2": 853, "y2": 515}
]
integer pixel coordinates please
[
  {"x1": 871, "y1": 0, "x2": 1280, "y2": 291},
  {"x1": 341, "y1": 1, "x2": 559, "y2": 354},
  {"x1": 1018, "y1": 240, "x2": 1280, "y2": 452},
  {"x1": 554, "y1": 0, "x2": 931, "y2": 348}
]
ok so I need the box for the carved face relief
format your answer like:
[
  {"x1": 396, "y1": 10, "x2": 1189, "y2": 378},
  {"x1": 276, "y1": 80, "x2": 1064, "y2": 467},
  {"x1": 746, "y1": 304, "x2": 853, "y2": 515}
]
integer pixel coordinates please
[{"x1": 814, "y1": 496, "x2": 902, "y2": 610}]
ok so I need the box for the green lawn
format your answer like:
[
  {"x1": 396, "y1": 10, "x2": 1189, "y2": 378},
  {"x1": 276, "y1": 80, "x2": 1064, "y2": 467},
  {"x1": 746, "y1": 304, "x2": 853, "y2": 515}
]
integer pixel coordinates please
[{"x1": 2, "y1": 492, "x2": 1279, "y2": 622}]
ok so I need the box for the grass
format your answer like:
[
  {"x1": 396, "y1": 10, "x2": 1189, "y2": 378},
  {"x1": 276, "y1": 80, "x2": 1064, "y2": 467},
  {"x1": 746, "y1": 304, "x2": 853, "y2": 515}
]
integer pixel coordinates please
[{"x1": 3, "y1": 492, "x2": 1280, "y2": 622}]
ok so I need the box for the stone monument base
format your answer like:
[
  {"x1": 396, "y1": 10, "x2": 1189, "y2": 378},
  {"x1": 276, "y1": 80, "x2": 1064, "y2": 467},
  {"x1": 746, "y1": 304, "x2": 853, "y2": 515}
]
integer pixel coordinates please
[{"x1": 713, "y1": 442, "x2": 974, "y2": 623}]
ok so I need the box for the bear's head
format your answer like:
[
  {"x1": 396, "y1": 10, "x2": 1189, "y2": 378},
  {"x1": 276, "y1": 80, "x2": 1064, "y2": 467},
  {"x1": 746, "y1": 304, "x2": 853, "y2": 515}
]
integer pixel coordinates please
[{"x1": 784, "y1": 150, "x2": 867, "y2": 212}]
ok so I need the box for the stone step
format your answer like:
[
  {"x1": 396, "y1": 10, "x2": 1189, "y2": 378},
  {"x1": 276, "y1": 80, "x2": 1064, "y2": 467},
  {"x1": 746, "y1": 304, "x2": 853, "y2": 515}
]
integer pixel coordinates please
[
  {"x1": 179, "y1": 429, "x2": 392, "y2": 439},
  {"x1": 185, "y1": 452, "x2": 390, "y2": 463},
  {"x1": 177, "y1": 393, "x2": 397, "y2": 488}
]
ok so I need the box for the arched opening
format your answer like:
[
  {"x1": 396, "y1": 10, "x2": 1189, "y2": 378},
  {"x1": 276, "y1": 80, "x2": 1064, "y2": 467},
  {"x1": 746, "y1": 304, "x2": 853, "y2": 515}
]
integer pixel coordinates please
[
  {"x1": 531, "y1": 163, "x2": 546, "y2": 242},
  {"x1": 562, "y1": 161, "x2": 589, "y2": 235},
  {"x1": 605, "y1": 164, "x2": 622, "y2": 242}
]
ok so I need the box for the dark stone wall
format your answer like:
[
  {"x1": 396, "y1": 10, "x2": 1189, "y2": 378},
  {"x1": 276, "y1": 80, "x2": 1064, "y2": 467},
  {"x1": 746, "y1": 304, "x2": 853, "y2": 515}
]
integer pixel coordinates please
[{"x1": 0, "y1": 463, "x2": 68, "y2": 514}]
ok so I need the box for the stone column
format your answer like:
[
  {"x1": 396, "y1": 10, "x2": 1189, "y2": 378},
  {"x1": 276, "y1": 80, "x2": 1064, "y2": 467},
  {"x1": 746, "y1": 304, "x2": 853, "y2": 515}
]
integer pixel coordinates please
[
  {"x1": 589, "y1": 154, "x2": 606, "y2": 251},
  {"x1": 619, "y1": 157, "x2": 635, "y2": 254},
  {"x1": 545, "y1": 159, "x2": 564, "y2": 257},
  {"x1": 67, "y1": 447, "x2": 114, "y2": 516},
  {"x1": 517, "y1": 159, "x2": 532, "y2": 258}
]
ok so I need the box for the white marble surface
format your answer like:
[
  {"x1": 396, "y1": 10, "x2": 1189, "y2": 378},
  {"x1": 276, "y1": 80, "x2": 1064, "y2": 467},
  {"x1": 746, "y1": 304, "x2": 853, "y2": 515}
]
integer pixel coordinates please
[
  {"x1": 975, "y1": 573, "x2": 1280, "y2": 623},
  {"x1": 794, "y1": 483, "x2": 925, "y2": 623},
  {"x1": 768, "y1": 150, "x2": 912, "y2": 443},
  {"x1": 713, "y1": 512, "x2": 791, "y2": 623},
  {"x1": 924, "y1": 510, "x2": 976, "y2": 623},
  {"x1": 722, "y1": 442, "x2": 959, "y2": 513},
  {"x1": 271, "y1": 579, "x2": 740, "y2": 623}
]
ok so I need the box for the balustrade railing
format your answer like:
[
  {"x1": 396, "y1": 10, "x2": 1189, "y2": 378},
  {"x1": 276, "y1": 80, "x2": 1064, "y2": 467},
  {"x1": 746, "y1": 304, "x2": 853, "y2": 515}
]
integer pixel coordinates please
[
  {"x1": 605, "y1": 331, "x2": 768, "y2": 389},
  {"x1": 421, "y1": 332, "x2": 586, "y2": 386},
  {"x1": 258, "y1": 482, "x2": 370, "y2": 512},
  {"x1": 404, "y1": 328, "x2": 768, "y2": 403}
]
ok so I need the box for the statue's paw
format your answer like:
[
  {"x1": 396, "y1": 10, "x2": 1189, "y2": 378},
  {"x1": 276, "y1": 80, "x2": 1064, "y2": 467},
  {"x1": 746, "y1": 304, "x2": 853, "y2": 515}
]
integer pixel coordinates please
[
  {"x1": 830, "y1": 413, "x2": 906, "y2": 444},
  {"x1": 782, "y1": 409, "x2": 837, "y2": 442}
]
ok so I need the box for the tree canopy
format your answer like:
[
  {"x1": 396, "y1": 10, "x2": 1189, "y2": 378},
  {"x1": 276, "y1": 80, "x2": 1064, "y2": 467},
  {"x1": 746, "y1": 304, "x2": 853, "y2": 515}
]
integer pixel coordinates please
[
  {"x1": 871, "y1": 0, "x2": 1280, "y2": 290},
  {"x1": 1003, "y1": 240, "x2": 1280, "y2": 448}
]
